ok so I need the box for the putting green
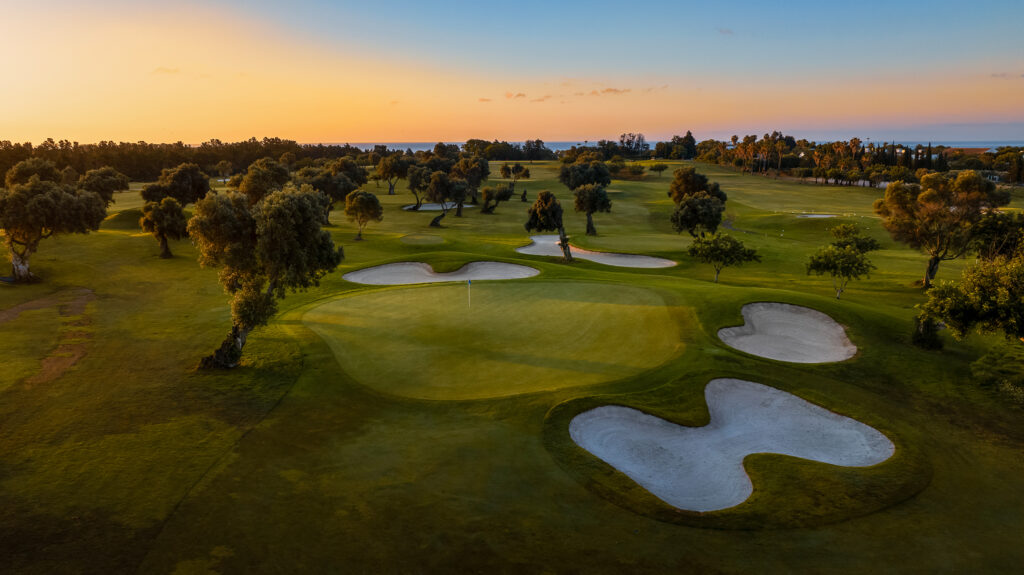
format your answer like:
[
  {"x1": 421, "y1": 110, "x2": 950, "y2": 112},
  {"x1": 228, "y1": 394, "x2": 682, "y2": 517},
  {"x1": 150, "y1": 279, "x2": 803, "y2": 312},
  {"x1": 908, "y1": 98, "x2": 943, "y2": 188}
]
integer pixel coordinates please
[{"x1": 303, "y1": 281, "x2": 683, "y2": 400}]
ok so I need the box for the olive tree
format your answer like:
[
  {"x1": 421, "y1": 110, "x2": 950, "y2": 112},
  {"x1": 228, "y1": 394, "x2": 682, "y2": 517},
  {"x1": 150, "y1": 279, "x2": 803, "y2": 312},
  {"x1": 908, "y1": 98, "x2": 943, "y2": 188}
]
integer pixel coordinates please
[
  {"x1": 406, "y1": 165, "x2": 431, "y2": 210},
  {"x1": 236, "y1": 158, "x2": 290, "y2": 205},
  {"x1": 480, "y1": 184, "x2": 514, "y2": 214},
  {"x1": 920, "y1": 252, "x2": 1024, "y2": 341},
  {"x1": 450, "y1": 155, "x2": 489, "y2": 213},
  {"x1": 525, "y1": 190, "x2": 572, "y2": 262},
  {"x1": 0, "y1": 162, "x2": 106, "y2": 282},
  {"x1": 668, "y1": 167, "x2": 727, "y2": 237},
  {"x1": 139, "y1": 197, "x2": 188, "y2": 258},
  {"x1": 375, "y1": 154, "x2": 413, "y2": 195},
  {"x1": 499, "y1": 162, "x2": 530, "y2": 196},
  {"x1": 345, "y1": 191, "x2": 383, "y2": 240},
  {"x1": 142, "y1": 163, "x2": 211, "y2": 206},
  {"x1": 78, "y1": 166, "x2": 130, "y2": 207},
  {"x1": 873, "y1": 170, "x2": 1010, "y2": 287},
  {"x1": 806, "y1": 245, "x2": 875, "y2": 299},
  {"x1": 687, "y1": 233, "x2": 760, "y2": 282},
  {"x1": 572, "y1": 184, "x2": 611, "y2": 236},
  {"x1": 188, "y1": 185, "x2": 343, "y2": 368}
]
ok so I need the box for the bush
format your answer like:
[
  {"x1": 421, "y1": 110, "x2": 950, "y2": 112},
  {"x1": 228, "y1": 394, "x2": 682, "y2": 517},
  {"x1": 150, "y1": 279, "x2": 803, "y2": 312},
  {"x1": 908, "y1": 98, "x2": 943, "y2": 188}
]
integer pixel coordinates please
[
  {"x1": 911, "y1": 315, "x2": 943, "y2": 350},
  {"x1": 971, "y1": 343, "x2": 1024, "y2": 405}
]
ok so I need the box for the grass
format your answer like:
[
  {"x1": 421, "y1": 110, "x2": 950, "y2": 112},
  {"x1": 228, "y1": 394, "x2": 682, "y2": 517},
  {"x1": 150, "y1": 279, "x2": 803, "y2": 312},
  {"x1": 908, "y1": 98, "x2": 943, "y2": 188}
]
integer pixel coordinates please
[{"x1": 0, "y1": 161, "x2": 1021, "y2": 573}]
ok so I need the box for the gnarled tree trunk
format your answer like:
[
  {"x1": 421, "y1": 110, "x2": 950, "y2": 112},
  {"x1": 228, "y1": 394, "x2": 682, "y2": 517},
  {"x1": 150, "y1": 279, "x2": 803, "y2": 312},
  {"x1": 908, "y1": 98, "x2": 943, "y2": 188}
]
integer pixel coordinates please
[
  {"x1": 430, "y1": 208, "x2": 447, "y2": 227},
  {"x1": 557, "y1": 227, "x2": 573, "y2": 262},
  {"x1": 158, "y1": 234, "x2": 172, "y2": 258},
  {"x1": 200, "y1": 324, "x2": 250, "y2": 369},
  {"x1": 455, "y1": 202, "x2": 464, "y2": 217},
  {"x1": 585, "y1": 212, "x2": 596, "y2": 236},
  {"x1": 924, "y1": 255, "x2": 941, "y2": 288},
  {"x1": 10, "y1": 246, "x2": 38, "y2": 283}
]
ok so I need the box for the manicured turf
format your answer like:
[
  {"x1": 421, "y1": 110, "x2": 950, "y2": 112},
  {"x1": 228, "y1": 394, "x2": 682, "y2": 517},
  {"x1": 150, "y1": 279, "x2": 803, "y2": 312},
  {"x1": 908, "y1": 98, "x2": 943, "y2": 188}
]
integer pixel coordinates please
[
  {"x1": 304, "y1": 281, "x2": 683, "y2": 399},
  {"x1": 1, "y1": 162, "x2": 1022, "y2": 573}
]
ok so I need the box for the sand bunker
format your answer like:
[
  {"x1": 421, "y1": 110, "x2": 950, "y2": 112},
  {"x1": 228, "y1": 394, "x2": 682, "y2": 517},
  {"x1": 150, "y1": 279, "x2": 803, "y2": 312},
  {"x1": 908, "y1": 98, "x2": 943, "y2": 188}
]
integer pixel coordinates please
[
  {"x1": 516, "y1": 235, "x2": 676, "y2": 268},
  {"x1": 342, "y1": 261, "x2": 538, "y2": 285},
  {"x1": 797, "y1": 214, "x2": 836, "y2": 219},
  {"x1": 718, "y1": 303, "x2": 856, "y2": 363},
  {"x1": 569, "y1": 378, "x2": 894, "y2": 512},
  {"x1": 402, "y1": 203, "x2": 478, "y2": 211}
]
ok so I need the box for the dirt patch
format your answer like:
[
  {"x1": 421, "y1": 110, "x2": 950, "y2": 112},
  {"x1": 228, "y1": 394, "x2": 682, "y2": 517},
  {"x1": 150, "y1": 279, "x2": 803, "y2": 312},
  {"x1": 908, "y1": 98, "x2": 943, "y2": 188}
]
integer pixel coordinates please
[{"x1": 9, "y1": 288, "x2": 97, "y2": 387}]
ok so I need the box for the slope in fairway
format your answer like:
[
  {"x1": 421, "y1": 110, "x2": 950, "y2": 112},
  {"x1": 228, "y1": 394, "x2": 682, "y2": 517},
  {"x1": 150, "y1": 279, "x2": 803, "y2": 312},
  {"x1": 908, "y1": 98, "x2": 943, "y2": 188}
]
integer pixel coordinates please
[{"x1": 304, "y1": 282, "x2": 682, "y2": 400}]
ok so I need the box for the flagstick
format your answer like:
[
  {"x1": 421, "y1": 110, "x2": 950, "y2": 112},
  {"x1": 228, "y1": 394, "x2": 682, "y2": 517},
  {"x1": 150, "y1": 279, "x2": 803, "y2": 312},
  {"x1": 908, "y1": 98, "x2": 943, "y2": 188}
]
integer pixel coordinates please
[{"x1": 467, "y1": 279, "x2": 471, "y2": 308}]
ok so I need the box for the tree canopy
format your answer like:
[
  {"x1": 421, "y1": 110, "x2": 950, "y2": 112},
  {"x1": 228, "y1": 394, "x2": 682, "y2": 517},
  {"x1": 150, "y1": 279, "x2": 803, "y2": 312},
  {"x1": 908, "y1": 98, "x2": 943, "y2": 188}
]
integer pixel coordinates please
[
  {"x1": 141, "y1": 163, "x2": 211, "y2": 206},
  {"x1": 139, "y1": 197, "x2": 188, "y2": 258},
  {"x1": 667, "y1": 167, "x2": 727, "y2": 238},
  {"x1": 558, "y1": 158, "x2": 611, "y2": 190},
  {"x1": 572, "y1": 184, "x2": 611, "y2": 236},
  {"x1": 525, "y1": 190, "x2": 572, "y2": 262},
  {"x1": 236, "y1": 158, "x2": 290, "y2": 205},
  {"x1": 375, "y1": 154, "x2": 413, "y2": 195},
  {"x1": 187, "y1": 186, "x2": 343, "y2": 368},
  {"x1": 920, "y1": 252, "x2": 1024, "y2": 341},
  {"x1": 78, "y1": 166, "x2": 130, "y2": 207},
  {"x1": 0, "y1": 164, "x2": 106, "y2": 282},
  {"x1": 873, "y1": 170, "x2": 1010, "y2": 287},
  {"x1": 4, "y1": 157, "x2": 61, "y2": 189},
  {"x1": 345, "y1": 191, "x2": 383, "y2": 240},
  {"x1": 807, "y1": 244, "x2": 875, "y2": 299},
  {"x1": 480, "y1": 185, "x2": 513, "y2": 214},
  {"x1": 687, "y1": 233, "x2": 760, "y2": 283}
]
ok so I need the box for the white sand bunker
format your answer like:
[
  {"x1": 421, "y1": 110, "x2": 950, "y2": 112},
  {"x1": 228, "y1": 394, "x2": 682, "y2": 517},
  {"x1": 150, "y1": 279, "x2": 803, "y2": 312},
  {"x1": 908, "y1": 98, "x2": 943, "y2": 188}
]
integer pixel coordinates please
[
  {"x1": 516, "y1": 235, "x2": 676, "y2": 268},
  {"x1": 402, "y1": 203, "x2": 478, "y2": 211},
  {"x1": 797, "y1": 214, "x2": 836, "y2": 218},
  {"x1": 343, "y1": 261, "x2": 538, "y2": 285},
  {"x1": 718, "y1": 302, "x2": 856, "y2": 363},
  {"x1": 569, "y1": 378, "x2": 894, "y2": 512}
]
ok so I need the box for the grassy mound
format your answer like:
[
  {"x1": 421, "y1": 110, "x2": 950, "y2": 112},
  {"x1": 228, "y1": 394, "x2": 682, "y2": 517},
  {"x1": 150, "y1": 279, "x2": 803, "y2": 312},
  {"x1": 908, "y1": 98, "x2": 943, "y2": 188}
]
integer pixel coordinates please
[{"x1": 304, "y1": 281, "x2": 684, "y2": 400}]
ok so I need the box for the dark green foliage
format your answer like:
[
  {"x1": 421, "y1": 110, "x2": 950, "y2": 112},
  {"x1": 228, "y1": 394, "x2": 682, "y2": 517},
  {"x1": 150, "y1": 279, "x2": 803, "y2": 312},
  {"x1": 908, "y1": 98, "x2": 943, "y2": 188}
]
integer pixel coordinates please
[
  {"x1": 649, "y1": 163, "x2": 668, "y2": 177},
  {"x1": 480, "y1": 185, "x2": 513, "y2": 214},
  {"x1": 237, "y1": 158, "x2": 290, "y2": 205},
  {"x1": 873, "y1": 170, "x2": 1010, "y2": 287},
  {"x1": 406, "y1": 164, "x2": 431, "y2": 210},
  {"x1": 139, "y1": 197, "x2": 188, "y2": 258},
  {"x1": 450, "y1": 155, "x2": 489, "y2": 207},
  {"x1": 572, "y1": 184, "x2": 611, "y2": 235},
  {"x1": 188, "y1": 187, "x2": 343, "y2": 368},
  {"x1": 292, "y1": 157, "x2": 366, "y2": 217},
  {"x1": 919, "y1": 253, "x2": 1024, "y2": 340},
  {"x1": 971, "y1": 211, "x2": 1024, "y2": 260},
  {"x1": 971, "y1": 344, "x2": 1024, "y2": 405},
  {"x1": 558, "y1": 159, "x2": 611, "y2": 190},
  {"x1": 60, "y1": 166, "x2": 79, "y2": 186},
  {"x1": 78, "y1": 166, "x2": 129, "y2": 207},
  {"x1": 0, "y1": 164, "x2": 106, "y2": 282},
  {"x1": 830, "y1": 223, "x2": 881, "y2": 253},
  {"x1": 375, "y1": 154, "x2": 413, "y2": 195},
  {"x1": 806, "y1": 244, "x2": 875, "y2": 299},
  {"x1": 344, "y1": 191, "x2": 383, "y2": 240},
  {"x1": 525, "y1": 190, "x2": 572, "y2": 262},
  {"x1": 670, "y1": 192, "x2": 725, "y2": 238},
  {"x1": 911, "y1": 315, "x2": 943, "y2": 350},
  {"x1": 5, "y1": 157, "x2": 61, "y2": 189},
  {"x1": 424, "y1": 171, "x2": 468, "y2": 225},
  {"x1": 667, "y1": 166, "x2": 726, "y2": 205},
  {"x1": 141, "y1": 163, "x2": 211, "y2": 206},
  {"x1": 687, "y1": 233, "x2": 760, "y2": 282}
]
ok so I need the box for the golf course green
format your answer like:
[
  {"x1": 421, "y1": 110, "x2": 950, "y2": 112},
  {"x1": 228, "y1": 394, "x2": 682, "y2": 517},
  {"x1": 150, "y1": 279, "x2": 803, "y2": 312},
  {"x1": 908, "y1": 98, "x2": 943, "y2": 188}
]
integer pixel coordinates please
[
  {"x1": 304, "y1": 282, "x2": 683, "y2": 399},
  {"x1": 1, "y1": 161, "x2": 1022, "y2": 573}
]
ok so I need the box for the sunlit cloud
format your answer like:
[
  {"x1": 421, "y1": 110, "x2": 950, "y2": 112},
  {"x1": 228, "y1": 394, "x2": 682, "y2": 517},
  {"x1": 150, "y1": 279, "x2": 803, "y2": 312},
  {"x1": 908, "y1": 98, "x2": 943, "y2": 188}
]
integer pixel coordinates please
[
  {"x1": 505, "y1": 92, "x2": 526, "y2": 99},
  {"x1": 601, "y1": 88, "x2": 631, "y2": 95},
  {"x1": 531, "y1": 95, "x2": 551, "y2": 103},
  {"x1": 152, "y1": 66, "x2": 180, "y2": 75},
  {"x1": 478, "y1": 97, "x2": 491, "y2": 102}
]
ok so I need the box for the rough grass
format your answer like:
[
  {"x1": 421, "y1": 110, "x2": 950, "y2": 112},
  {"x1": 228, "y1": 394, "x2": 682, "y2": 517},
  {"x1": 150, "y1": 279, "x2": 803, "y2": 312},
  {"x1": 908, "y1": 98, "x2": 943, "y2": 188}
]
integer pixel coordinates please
[{"x1": 0, "y1": 161, "x2": 1021, "y2": 574}]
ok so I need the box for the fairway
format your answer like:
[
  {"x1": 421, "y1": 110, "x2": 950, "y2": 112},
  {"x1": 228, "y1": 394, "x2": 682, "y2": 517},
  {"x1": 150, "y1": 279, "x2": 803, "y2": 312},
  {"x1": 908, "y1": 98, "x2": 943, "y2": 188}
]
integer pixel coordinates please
[{"x1": 303, "y1": 281, "x2": 683, "y2": 399}]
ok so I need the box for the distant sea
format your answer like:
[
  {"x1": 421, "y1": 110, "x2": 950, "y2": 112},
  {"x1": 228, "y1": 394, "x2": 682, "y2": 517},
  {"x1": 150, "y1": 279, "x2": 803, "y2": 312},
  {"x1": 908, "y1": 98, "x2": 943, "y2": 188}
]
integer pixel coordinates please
[{"x1": 319, "y1": 140, "x2": 1024, "y2": 152}]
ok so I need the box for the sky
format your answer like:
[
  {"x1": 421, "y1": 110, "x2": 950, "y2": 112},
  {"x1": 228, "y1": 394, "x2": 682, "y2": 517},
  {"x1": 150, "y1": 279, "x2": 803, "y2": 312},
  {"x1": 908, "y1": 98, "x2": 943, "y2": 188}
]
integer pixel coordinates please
[{"x1": 2, "y1": 0, "x2": 1023, "y2": 144}]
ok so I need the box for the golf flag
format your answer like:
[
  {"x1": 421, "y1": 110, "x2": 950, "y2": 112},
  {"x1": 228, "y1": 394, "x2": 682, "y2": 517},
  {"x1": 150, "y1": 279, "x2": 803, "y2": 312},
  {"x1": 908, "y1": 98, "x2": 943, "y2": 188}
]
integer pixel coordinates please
[{"x1": 467, "y1": 279, "x2": 471, "y2": 308}]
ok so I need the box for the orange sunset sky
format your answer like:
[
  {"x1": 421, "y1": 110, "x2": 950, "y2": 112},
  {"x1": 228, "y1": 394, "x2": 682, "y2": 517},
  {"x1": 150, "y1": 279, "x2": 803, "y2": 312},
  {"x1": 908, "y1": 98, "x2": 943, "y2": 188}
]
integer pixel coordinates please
[{"x1": 3, "y1": 0, "x2": 1023, "y2": 144}]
